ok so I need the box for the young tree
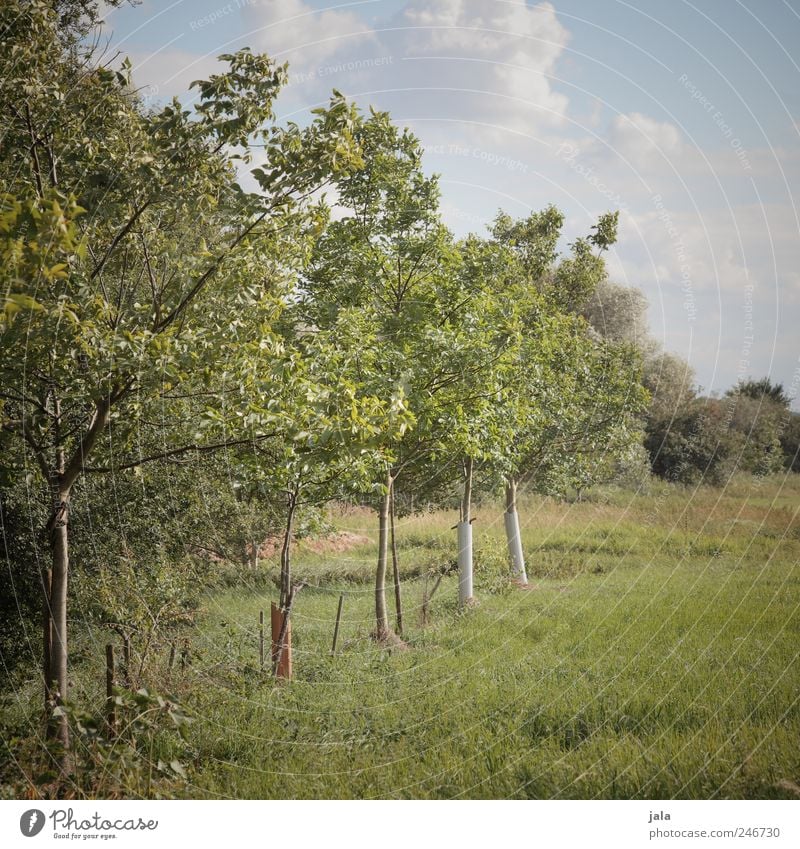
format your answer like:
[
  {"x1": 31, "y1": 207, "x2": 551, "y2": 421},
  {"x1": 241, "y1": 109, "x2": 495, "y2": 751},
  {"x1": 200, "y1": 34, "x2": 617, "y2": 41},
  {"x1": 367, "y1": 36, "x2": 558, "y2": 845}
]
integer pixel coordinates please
[
  {"x1": 487, "y1": 209, "x2": 646, "y2": 573},
  {"x1": 301, "y1": 112, "x2": 465, "y2": 638},
  {"x1": 0, "y1": 0, "x2": 362, "y2": 745}
]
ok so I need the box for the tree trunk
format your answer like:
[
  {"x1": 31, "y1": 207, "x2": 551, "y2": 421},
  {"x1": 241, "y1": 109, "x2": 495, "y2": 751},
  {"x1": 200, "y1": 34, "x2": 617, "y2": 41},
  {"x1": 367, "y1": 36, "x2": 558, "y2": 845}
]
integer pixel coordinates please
[
  {"x1": 375, "y1": 470, "x2": 393, "y2": 639},
  {"x1": 504, "y1": 476, "x2": 528, "y2": 584},
  {"x1": 389, "y1": 482, "x2": 403, "y2": 636},
  {"x1": 279, "y1": 492, "x2": 297, "y2": 611},
  {"x1": 47, "y1": 491, "x2": 70, "y2": 749},
  {"x1": 460, "y1": 456, "x2": 473, "y2": 525},
  {"x1": 41, "y1": 562, "x2": 52, "y2": 705},
  {"x1": 248, "y1": 541, "x2": 259, "y2": 571},
  {"x1": 458, "y1": 457, "x2": 474, "y2": 606}
]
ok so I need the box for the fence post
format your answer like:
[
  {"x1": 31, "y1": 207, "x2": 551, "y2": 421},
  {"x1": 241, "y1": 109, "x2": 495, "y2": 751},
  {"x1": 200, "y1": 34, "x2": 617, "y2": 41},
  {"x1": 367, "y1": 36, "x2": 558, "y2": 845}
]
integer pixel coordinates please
[
  {"x1": 105, "y1": 644, "x2": 116, "y2": 737},
  {"x1": 259, "y1": 610, "x2": 265, "y2": 671},
  {"x1": 331, "y1": 594, "x2": 344, "y2": 655}
]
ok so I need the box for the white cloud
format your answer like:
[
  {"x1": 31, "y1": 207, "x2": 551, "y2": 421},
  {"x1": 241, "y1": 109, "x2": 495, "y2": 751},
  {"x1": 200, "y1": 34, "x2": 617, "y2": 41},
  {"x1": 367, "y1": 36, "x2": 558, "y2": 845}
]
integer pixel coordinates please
[
  {"x1": 395, "y1": 0, "x2": 570, "y2": 137},
  {"x1": 242, "y1": 0, "x2": 376, "y2": 72},
  {"x1": 607, "y1": 112, "x2": 683, "y2": 169}
]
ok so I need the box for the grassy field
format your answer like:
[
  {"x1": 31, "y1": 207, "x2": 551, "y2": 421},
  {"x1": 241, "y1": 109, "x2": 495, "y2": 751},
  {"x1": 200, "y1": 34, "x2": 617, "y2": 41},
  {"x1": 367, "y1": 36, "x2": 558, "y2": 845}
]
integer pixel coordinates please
[{"x1": 5, "y1": 475, "x2": 800, "y2": 798}]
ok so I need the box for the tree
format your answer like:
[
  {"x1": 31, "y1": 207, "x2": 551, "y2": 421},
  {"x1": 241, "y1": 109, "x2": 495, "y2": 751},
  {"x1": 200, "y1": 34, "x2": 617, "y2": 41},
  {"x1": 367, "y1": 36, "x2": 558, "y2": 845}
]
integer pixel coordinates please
[
  {"x1": 487, "y1": 209, "x2": 646, "y2": 569},
  {"x1": 582, "y1": 279, "x2": 649, "y2": 348},
  {"x1": 0, "y1": 0, "x2": 362, "y2": 747},
  {"x1": 729, "y1": 378, "x2": 790, "y2": 408},
  {"x1": 302, "y1": 111, "x2": 466, "y2": 638}
]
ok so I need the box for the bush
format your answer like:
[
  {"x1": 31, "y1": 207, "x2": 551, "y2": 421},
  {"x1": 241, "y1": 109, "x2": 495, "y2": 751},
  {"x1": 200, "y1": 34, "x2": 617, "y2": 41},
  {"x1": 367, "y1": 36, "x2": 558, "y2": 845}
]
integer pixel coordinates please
[{"x1": 0, "y1": 689, "x2": 192, "y2": 799}]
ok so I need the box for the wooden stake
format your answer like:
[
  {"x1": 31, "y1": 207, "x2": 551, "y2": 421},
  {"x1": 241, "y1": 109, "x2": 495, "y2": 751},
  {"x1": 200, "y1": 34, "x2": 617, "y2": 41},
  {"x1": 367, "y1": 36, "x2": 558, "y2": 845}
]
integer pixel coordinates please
[
  {"x1": 331, "y1": 594, "x2": 344, "y2": 655},
  {"x1": 122, "y1": 632, "x2": 131, "y2": 688},
  {"x1": 105, "y1": 644, "x2": 116, "y2": 737},
  {"x1": 259, "y1": 609, "x2": 265, "y2": 671}
]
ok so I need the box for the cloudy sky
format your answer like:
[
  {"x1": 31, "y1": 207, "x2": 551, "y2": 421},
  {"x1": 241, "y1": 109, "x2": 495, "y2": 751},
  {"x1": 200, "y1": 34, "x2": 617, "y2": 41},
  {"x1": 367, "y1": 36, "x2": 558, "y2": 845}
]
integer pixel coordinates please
[{"x1": 102, "y1": 0, "x2": 800, "y2": 405}]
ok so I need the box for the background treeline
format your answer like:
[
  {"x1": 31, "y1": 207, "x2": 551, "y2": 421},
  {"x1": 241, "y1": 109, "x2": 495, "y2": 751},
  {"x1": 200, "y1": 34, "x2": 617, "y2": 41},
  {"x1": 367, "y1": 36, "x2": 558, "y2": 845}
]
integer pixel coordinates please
[
  {"x1": 582, "y1": 281, "x2": 800, "y2": 485},
  {"x1": 0, "y1": 0, "x2": 797, "y2": 763}
]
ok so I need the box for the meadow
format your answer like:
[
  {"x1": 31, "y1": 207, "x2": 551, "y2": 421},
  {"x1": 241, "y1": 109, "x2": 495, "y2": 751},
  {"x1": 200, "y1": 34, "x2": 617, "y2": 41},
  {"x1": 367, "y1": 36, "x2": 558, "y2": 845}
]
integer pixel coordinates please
[{"x1": 4, "y1": 476, "x2": 800, "y2": 799}]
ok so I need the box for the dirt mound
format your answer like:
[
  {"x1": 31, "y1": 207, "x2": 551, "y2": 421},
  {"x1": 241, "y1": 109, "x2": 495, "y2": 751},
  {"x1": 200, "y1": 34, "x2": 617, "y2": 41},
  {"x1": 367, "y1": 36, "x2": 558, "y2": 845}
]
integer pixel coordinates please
[
  {"x1": 256, "y1": 530, "x2": 370, "y2": 559},
  {"x1": 301, "y1": 531, "x2": 371, "y2": 553}
]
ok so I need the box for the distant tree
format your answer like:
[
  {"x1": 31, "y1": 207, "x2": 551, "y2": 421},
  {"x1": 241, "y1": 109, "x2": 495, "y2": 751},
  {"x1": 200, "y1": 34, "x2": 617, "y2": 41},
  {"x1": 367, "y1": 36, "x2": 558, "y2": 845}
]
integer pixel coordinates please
[
  {"x1": 727, "y1": 378, "x2": 790, "y2": 408},
  {"x1": 647, "y1": 390, "x2": 787, "y2": 485},
  {"x1": 582, "y1": 279, "x2": 649, "y2": 347},
  {"x1": 780, "y1": 412, "x2": 800, "y2": 473},
  {"x1": 642, "y1": 350, "x2": 697, "y2": 422}
]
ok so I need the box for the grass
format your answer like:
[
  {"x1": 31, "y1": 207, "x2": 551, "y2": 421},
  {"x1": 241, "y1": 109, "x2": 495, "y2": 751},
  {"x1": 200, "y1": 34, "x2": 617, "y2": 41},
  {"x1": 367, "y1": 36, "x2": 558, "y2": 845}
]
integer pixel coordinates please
[{"x1": 4, "y1": 475, "x2": 800, "y2": 798}]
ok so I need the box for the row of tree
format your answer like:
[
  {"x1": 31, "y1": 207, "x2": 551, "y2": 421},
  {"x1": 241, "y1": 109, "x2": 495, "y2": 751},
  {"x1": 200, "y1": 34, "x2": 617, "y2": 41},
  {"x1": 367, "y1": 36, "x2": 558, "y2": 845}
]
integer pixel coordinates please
[
  {"x1": 1, "y1": 1, "x2": 647, "y2": 747},
  {"x1": 6, "y1": 1, "x2": 796, "y2": 756}
]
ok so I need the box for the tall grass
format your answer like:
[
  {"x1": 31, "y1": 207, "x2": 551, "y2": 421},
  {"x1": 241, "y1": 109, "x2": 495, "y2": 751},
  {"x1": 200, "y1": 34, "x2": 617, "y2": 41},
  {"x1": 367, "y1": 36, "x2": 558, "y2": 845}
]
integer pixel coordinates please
[{"x1": 3, "y1": 475, "x2": 798, "y2": 798}]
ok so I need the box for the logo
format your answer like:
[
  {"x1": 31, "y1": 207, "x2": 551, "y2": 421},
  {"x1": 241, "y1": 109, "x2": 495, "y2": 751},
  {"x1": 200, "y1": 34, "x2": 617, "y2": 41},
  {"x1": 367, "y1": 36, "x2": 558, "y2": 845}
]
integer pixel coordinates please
[{"x1": 20, "y1": 810, "x2": 45, "y2": 837}]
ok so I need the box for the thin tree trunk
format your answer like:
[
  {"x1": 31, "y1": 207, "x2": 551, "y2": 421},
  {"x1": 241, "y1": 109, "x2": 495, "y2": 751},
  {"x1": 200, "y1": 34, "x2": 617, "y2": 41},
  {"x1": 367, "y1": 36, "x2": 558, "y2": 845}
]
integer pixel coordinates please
[
  {"x1": 272, "y1": 583, "x2": 304, "y2": 679},
  {"x1": 458, "y1": 457, "x2": 474, "y2": 606},
  {"x1": 375, "y1": 470, "x2": 393, "y2": 639},
  {"x1": 279, "y1": 491, "x2": 297, "y2": 611},
  {"x1": 41, "y1": 562, "x2": 52, "y2": 705},
  {"x1": 48, "y1": 492, "x2": 70, "y2": 749},
  {"x1": 389, "y1": 482, "x2": 403, "y2": 636},
  {"x1": 460, "y1": 456, "x2": 473, "y2": 525},
  {"x1": 504, "y1": 476, "x2": 528, "y2": 583}
]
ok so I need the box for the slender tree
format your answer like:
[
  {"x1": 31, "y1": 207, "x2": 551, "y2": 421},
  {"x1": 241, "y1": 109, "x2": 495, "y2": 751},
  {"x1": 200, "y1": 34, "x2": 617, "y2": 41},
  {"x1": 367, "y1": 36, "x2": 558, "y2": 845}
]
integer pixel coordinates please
[{"x1": 0, "y1": 0, "x2": 362, "y2": 744}]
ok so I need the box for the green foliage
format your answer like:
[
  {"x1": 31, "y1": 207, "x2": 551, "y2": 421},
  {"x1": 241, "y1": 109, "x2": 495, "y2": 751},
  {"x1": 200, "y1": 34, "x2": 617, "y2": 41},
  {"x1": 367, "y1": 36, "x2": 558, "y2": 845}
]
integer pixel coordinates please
[
  {"x1": 648, "y1": 392, "x2": 789, "y2": 484},
  {"x1": 0, "y1": 491, "x2": 45, "y2": 685},
  {"x1": 2, "y1": 689, "x2": 192, "y2": 799},
  {"x1": 729, "y1": 377, "x2": 790, "y2": 407}
]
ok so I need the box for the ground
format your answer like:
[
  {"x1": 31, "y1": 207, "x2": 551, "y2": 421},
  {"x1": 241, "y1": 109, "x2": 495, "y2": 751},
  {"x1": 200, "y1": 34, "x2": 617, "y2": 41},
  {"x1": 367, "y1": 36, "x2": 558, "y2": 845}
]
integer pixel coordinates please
[{"x1": 4, "y1": 475, "x2": 800, "y2": 798}]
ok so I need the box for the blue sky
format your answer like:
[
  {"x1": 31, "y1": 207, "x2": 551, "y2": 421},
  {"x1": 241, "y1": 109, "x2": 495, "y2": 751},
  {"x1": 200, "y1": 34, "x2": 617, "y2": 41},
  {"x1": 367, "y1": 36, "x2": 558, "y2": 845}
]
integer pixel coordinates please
[{"x1": 102, "y1": 0, "x2": 800, "y2": 405}]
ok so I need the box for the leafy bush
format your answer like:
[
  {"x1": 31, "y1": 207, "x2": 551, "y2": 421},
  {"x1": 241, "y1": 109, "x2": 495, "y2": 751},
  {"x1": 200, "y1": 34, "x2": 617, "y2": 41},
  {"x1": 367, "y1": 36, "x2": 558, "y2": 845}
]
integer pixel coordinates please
[{"x1": 1, "y1": 689, "x2": 192, "y2": 799}]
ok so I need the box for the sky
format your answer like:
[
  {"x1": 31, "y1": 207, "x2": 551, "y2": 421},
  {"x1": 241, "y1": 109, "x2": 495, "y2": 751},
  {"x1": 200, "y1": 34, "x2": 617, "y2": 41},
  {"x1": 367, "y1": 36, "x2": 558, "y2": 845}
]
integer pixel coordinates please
[{"x1": 100, "y1": 0, "x2": 800, "y2": 406}]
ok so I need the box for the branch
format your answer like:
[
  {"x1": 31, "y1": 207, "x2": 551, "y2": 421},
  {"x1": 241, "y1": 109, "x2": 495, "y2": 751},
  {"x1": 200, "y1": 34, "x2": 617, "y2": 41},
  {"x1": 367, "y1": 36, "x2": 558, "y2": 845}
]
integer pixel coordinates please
[
  {"x1": 60, "y1": 395, "x2": 112, "y2": 490},
  {"x1": 89, "y1": 200, "x2": 152, "y2": 282},
  {"x1": 83, "y1": 431, "x2": 278, "y2": 473},
  {"x1": 153, "y1": 209, "x2": 269, "y2": 332}
]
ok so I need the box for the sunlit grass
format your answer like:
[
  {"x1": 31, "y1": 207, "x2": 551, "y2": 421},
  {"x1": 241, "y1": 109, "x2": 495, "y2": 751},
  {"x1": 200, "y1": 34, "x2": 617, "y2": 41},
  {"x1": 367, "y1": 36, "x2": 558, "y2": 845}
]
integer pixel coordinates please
[
  {"x1": 176, "y1": 474, "x2": 800, "y2": 798},
  {"x1": 5, "y1": 475, "x2": 797, "y2": 799}
]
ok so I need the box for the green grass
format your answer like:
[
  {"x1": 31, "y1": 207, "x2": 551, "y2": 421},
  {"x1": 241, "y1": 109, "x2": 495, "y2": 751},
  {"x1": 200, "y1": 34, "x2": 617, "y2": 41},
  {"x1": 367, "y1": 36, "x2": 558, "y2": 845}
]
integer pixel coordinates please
[
  {"x1": 5, "y1": 475, "x2": 800, "y2": 798},
  {"x1": 178, "y1": 475, "x2": 800, "y2": 798}
]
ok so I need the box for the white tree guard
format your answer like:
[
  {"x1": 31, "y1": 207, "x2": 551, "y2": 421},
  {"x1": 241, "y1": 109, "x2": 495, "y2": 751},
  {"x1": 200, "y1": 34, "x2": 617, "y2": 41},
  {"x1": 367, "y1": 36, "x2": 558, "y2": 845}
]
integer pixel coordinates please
[
  {"x1": 504, "y1": 509, "x2": 528, "y2": 583},
  {"x1": 457, "y1": 521, "x2": 473, "y2": 606}
]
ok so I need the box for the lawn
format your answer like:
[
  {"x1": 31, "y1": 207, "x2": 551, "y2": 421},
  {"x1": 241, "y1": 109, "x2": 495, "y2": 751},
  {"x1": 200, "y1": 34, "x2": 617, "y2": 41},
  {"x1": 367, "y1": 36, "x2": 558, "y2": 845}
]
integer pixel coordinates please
[
  {"x1": 181, "y1": 476, "x2": 800, "y2": 798},
  {"x1": 3, "y1": 476, "x2": 799, "y2": 799}
]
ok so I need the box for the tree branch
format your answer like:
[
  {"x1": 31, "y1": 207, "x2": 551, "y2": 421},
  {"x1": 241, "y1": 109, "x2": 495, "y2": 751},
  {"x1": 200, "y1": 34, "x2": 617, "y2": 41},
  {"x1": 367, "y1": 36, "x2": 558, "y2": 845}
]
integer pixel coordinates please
[
  {"x1": 83, "y1": 431, "x2": 278, "y2": 473},
  {"x1": 89, "y1": 200, "x2": 152, "y2": 282}
]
